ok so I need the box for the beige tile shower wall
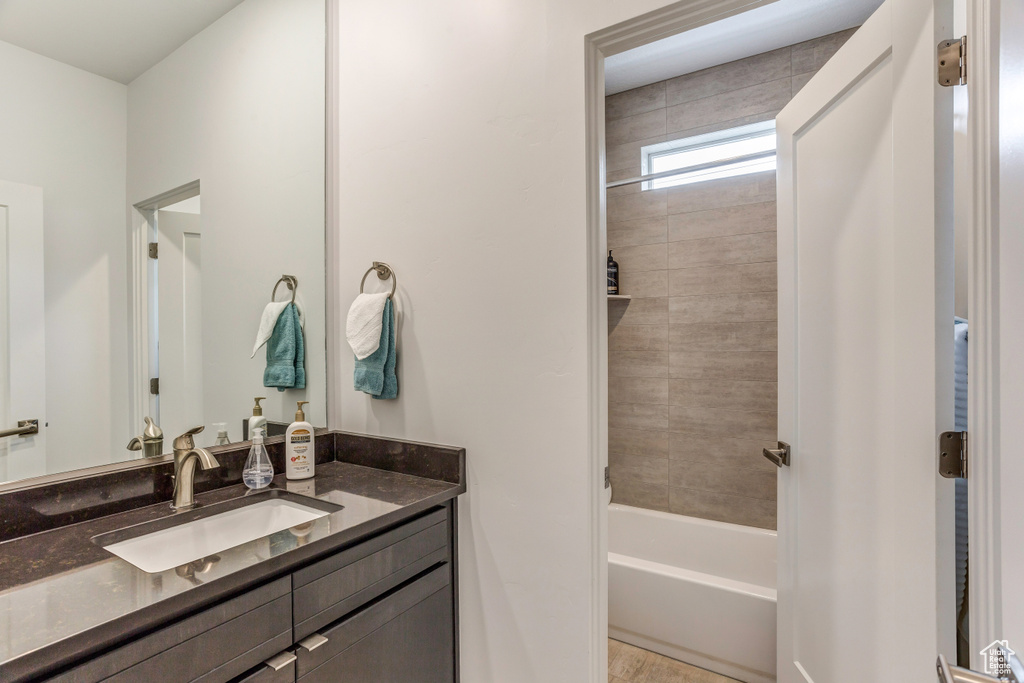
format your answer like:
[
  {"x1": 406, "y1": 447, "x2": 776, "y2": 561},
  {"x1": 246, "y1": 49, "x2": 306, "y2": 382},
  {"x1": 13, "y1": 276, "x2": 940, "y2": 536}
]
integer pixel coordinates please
[{"x1": 606, "y1": 29, "x2": 855, "y2": 529}]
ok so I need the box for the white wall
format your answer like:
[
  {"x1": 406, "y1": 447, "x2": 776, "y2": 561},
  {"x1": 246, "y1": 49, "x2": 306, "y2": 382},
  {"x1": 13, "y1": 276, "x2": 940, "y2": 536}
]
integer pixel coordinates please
[
  {"x1": 0, "y1": 40, "x2": 128, "y2": 473},
  {"x1": 127, "y1": 0, "x2": 326, "y2": 440},
  {"x1": 329, "y1": 1, "x2": 676, "y2": 679}
]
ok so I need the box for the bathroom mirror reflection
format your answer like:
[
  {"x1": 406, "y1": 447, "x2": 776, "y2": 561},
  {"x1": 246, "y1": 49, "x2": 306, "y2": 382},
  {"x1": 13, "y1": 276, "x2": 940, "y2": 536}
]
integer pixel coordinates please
[{"x1": 0, "y1": 0, "x2": 327, "y2": 484}]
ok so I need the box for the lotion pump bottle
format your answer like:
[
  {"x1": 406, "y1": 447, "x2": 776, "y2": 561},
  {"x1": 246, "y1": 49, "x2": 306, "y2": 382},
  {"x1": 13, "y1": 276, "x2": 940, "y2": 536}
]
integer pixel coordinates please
[
  {"x1": 285, "y1": 401, "x2": 315, "y2": 480},
  {"x1": 249, "y1": 397, "x2": 267, "y2": 439}
]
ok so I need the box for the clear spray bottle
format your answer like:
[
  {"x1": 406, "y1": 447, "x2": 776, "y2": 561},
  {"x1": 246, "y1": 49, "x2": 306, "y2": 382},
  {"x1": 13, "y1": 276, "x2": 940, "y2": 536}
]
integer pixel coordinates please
[{"x1": 242, "y1": 428, "x2": 274, "y2": 489}]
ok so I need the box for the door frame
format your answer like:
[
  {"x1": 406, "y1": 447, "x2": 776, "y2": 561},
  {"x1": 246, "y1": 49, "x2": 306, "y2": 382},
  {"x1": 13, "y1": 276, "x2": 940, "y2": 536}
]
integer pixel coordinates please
[
  {"x1": 583, "y1": 1, "x2": 782, "y2": 679},
  {"x1": 965, "y1": 0, "x2": 1018, "y2": 662},
  {"x1": 127, "y1": 180, "x2": 201, "y2": 438}
]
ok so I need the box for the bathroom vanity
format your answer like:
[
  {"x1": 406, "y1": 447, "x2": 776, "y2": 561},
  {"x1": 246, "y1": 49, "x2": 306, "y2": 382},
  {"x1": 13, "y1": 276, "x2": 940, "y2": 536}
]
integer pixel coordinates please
[{"x1": 0, "y1": 432, "x2": 465, "y2": 683}]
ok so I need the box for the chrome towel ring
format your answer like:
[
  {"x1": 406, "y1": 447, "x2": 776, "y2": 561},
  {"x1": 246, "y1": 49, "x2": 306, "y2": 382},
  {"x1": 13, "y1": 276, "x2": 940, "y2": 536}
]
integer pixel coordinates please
[
  {"x1": 272, "y1": 275, "x2": 297, "y2": 303},
  {"x1": 360, "y1": 262, "x2": 397, "y2": 299}
]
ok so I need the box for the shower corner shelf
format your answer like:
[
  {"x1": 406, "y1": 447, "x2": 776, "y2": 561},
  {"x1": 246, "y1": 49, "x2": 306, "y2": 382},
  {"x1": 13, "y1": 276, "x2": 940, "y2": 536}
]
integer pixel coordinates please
[{"x1": 608, "y1": 294, "x2": 632, "y2": 301}]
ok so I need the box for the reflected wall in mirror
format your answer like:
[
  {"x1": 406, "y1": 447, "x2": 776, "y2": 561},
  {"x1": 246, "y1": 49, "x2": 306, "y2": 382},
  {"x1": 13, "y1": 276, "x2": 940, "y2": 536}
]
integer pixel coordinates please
[{"x1": 0, "y1": 0, "x2": 327, "y2": 484}]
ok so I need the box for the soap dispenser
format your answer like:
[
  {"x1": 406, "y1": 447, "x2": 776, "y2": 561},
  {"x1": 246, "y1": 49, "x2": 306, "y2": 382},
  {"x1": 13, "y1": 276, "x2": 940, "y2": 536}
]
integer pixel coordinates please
[
  {"x1": 249, "y1": 397, "x2": 267, "y2": 439},
  {"x1": 242, "y1": 428, "x2": 273, "y2": 489},
  {"x1": 285, "y1": 401, "x2": 314, "y2": 480}
]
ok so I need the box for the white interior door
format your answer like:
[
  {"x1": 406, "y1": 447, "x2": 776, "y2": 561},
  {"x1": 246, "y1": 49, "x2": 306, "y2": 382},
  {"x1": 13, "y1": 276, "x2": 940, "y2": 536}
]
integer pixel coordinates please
[
  {"x1": 157, "y1": 209, "x2": 204, "y2": 443},
  {"x1": 775, "y1": 0, "x2": 956, "y2": 680},
  {"x1": 0, "y1": 180, "x2": 46, "y2": 482}
]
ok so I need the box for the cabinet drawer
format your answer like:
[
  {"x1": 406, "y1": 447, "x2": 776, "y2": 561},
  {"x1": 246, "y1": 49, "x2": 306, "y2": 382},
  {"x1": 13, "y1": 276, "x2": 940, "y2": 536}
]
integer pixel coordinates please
[
  {"x1": 292, "y1": 508, "x2": 448, "y2": 639},
  {"x1": 49, "y1": 578, "x2": 292, "y2": 683},
  {"x1": 229, "y1": 651, "x2": 297, "y2": 683},
  {"x1": 295, "y1": 565, "x2": 453, "y2": 682}
]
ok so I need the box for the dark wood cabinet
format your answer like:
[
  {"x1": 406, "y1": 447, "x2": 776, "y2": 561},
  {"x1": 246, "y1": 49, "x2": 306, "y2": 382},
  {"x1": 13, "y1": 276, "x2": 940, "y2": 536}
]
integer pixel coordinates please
[
  {"x1": 295, "y1": 564, "x2": 453, "y2": 683},
  {"x1": 44, "y1": 503, "x2": 457, "y2": 683}
]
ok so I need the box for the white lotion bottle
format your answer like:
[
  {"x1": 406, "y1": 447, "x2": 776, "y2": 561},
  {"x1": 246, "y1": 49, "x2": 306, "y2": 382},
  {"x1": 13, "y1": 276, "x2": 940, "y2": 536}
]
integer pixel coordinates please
[{"x1": 285, "y1": 401, "x2": 315, "y2": 480}]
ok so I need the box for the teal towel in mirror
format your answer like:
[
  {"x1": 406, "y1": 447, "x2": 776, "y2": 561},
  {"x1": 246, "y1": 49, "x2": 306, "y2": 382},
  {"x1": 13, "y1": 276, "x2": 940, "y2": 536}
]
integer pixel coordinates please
[
  {"x1": 354, "y1": 298, "x2": 398, "y2": 399},
  {"x1": 264, "y1": 302, "x2": 305, "y2": 391}
]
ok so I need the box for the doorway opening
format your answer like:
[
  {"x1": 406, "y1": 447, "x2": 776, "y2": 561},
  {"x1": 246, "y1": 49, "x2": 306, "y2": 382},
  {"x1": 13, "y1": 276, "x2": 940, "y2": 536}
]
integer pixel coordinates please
[
  {"x1": 586, "y1": 0, "x2": 963, "y2": 679},
  {"x1": 130, "y1": 180, "x2": 202, "y2": 445}
]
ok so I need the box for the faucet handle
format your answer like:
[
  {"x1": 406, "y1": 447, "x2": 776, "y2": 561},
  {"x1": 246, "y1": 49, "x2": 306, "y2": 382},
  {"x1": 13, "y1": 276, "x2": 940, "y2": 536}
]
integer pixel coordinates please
[{"x1": 173, "y1": 425, "x2": 205, "y2": 451}]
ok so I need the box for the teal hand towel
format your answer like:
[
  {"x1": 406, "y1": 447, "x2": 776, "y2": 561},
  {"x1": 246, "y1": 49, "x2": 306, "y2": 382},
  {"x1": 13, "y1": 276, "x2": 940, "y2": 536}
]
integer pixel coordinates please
[
  {"x1": 264, "y1": 303, "x2": 305, "y2": 391},
  {"x1": 355, "y1": 298, "x2": 398, "y2": 399},
  {"x1": 373, "y1": 300, "x2": 397, "y2": 400}
]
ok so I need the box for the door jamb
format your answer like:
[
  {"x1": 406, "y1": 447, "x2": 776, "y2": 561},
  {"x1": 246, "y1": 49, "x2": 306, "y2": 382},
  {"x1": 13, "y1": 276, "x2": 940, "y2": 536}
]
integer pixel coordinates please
[{"x1": 965, "y1": 0, "x2": 1001, "y2": 664}]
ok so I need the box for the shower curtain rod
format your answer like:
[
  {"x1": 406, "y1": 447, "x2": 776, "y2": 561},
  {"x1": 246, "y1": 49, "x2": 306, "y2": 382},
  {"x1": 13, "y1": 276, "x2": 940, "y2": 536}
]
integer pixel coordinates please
[{"x1": 605, "y1": 150, "x2": 776, "y2": 189}]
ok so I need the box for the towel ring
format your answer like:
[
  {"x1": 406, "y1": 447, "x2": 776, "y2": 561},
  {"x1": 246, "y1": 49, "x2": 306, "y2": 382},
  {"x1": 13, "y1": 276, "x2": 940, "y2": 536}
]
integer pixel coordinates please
[
  {"x1": 272, "y1": 275, "x2": 297, "y2": 303},
  {"x1": 360, "y1": 262, "x2": 397, "y2": 299}
]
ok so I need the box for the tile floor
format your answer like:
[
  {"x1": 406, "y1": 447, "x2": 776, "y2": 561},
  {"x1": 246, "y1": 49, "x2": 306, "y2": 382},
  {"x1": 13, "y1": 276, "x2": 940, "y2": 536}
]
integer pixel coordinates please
[{"x1": 609, "y1": 639, "x2": 739, "y2": 683}]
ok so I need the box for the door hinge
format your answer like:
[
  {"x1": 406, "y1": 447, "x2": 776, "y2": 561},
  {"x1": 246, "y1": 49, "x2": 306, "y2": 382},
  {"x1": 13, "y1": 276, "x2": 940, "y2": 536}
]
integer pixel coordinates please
[
  {"x1": 938, "y1": 36, "x2": 967, "y2": 86},
  {"x1": 150, "y1": 378, "x2": 159, "y2": 395},
  {"x1": 938, "y1": 431, "x2": 967, "y2": 478},
  {"x1": 604, "y1": 466, "x2": 610, "y2": 489},
  {"x1": 148, "y1": 242, "x2": 158, "y2": 259}
]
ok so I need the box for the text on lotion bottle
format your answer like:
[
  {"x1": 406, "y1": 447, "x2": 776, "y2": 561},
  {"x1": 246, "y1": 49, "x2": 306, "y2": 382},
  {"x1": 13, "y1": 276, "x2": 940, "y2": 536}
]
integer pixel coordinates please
[{"x1": 285, "y1": 401, "x2": 315, "y2": 480}]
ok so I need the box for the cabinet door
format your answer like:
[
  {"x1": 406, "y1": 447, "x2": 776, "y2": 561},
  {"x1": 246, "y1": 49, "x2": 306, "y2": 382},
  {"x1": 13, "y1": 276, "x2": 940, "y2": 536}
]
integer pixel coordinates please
[{"x1": 297, "y1": 566, "x2": 454, "y2": 683}]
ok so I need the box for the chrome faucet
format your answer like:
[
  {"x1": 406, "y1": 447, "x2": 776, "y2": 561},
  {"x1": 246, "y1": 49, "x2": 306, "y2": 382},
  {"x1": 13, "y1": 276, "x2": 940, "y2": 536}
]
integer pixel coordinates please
[{"x1": 171, "y1": 426, "x2": 220, "y2": 511}]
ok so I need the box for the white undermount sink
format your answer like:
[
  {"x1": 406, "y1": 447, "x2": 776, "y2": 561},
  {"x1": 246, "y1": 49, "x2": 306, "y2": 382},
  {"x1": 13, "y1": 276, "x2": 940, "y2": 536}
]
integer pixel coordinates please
[{"x1": 99, "y1": 496, "x2": 334, "y2": 574}]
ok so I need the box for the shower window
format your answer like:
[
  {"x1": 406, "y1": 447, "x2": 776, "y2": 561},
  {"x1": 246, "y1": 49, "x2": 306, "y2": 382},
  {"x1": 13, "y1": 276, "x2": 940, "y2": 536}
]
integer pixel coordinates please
[{"x1": 640, "y1": 120, "x2": 777, "y2": 190}]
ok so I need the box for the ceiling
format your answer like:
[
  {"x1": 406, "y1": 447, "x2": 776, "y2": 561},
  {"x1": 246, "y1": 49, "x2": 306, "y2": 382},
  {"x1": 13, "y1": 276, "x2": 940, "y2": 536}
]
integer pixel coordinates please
[
  {"x1": 0, "y1": 0, "x2": 246, "y2": 84},
  {"x1": 604, "y1": 0, "x2": 882, "y2": 95}
]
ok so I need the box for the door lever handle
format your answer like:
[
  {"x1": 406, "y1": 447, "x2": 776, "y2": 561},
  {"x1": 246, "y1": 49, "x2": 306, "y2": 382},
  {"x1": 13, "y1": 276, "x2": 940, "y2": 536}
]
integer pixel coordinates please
[
  {"x1": 0, "y1": 420, "x2": 38, "y2": 439},
  {"x1": 762, "y1": 441, "x2": 791, "y2": 467}
]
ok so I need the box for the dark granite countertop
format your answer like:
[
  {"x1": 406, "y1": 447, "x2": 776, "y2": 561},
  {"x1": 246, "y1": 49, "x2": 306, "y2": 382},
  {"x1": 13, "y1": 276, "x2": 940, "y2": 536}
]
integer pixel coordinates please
[{"x1": 0, "y1": 459, "x2": 463, "y2": 682}]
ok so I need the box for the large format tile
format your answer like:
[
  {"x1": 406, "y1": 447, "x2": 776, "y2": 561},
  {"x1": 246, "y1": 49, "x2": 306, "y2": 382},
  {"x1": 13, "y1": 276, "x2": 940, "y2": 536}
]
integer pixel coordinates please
[
  {"x1": 608, "y1": 216, "x2": 668, "y2": 249},
  {"x1": 668, "y1": 201, "x2": 776, "y2": 242},
  {"x1": 669, "y1": 351, "x2": 777, "y2": 381},
  {"x1": 610, "y1": 350, "x2": 670, "y2": 378},
  {"x1": 608, "y1": 134, "x2": 668, "y2": 173},
  {"x1": 608, "y1": 108, "x2": 668, "y2": 146},
  {"x1": 666, "y1": 78, "x2": 791, "y2": 134},
  {"x1": 610, "y1": 451, "x2": 669, "y2": 485},
  {"x1": 611, "y1": 479, "x2": 669, "y2": 512},
  {"x1": 610, "y1": 243, "x2": 668, "y2": 274},
  {"x1": 669, "y1": 378, "x2": 777, "y2": 412},
  {"x1": 669, "y1": 291, "x2": 777, "y2": 324},
  {"x1": 610, "y1": 402, "x2": 670, "y2": 431},
  {"x1": 620, "y1": 269, "x2": 669, "y2": 298},
  {"x1": 669, "y1": 459, "x2": 776, "y2": 500},
  {"x1": 791, "y1": 71, "x2": 815, "y2": 96},
  {"x1": 669, "y1": 405, "x2": 777, "y2": 441},
  {"x1": 665, "y1": 171, "x2": 776, "y2": 214},
  {"x1": 610, "y1": 376, "x2": 670, "y2": 405},
  {"x1": 607, "y1": 168, "x2": 642, "y2": 197},
  {"x1": 610, "y1": 427, "x2": 670, "y2": 459},
  {"x1": 665, "y1": 47, "x2": 792, "y2": 107},
  {"x1": 609, "y1": 189, "x2": 668, "y2": 223},
  {"x1": 609, "y1": 324, "x2": 669, "y2": 353},
  {"x1": 606, "y1": 81, "x2": 666, "y2": 121},
  {"x1": 668, "y1": 262, "x2": 776, "y2": 297},
  {"x1": 791, "y1": 28, "x2": 858, "y2": 75},
  {"x1": 613, "y1": 297, "x2": 669, "y2": 326},
  {"x1": 659, "y1": 112, "x2": 778, "y2": 150},
  {"x1": 670, "y1": 487, "x2": 777, "y2": 528},
  {"x1": 668, "y1": 232, "x2": 776, "y2": 270},
  {"x1": 668, "y1": 321, "x2": 777, "y2": 353},
  {"x1": 669, "y1": 433, "x2": 778, "y2": 472}
]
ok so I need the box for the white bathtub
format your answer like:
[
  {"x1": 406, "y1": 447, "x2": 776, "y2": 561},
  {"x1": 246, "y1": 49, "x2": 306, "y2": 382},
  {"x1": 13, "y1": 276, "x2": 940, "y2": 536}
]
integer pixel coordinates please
[{"x1": 608, "y1": 503, "x2": 778, "y2": 682}]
